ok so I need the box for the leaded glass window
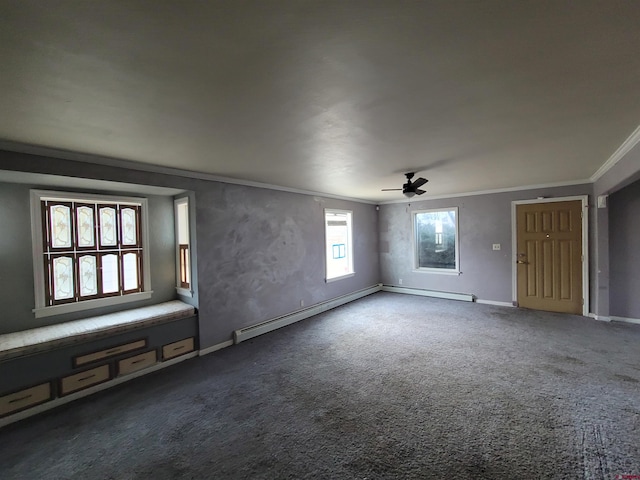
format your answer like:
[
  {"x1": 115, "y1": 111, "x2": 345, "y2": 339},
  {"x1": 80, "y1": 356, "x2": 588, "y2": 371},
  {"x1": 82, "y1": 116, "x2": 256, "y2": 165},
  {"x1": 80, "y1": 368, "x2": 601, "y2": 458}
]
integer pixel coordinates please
[{"x1": 41, "y1": 199, "x2": 143, "y2": 306}]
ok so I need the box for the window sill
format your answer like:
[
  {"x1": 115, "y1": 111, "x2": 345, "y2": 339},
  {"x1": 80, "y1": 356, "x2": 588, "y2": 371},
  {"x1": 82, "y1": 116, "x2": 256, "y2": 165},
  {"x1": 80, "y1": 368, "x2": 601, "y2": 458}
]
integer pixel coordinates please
[
  {"x1": 176, "y1": 287, "x2": 193, "y2": 298},
  {"x1": 413, "y1": 269, "x2": 461, "y2": 276},
  {"x1": 325, "y1": 272, "x2": 355, "y2": 283},
  {"x1": 33, "y1": 291, "x2": 153, "y2": 319}
]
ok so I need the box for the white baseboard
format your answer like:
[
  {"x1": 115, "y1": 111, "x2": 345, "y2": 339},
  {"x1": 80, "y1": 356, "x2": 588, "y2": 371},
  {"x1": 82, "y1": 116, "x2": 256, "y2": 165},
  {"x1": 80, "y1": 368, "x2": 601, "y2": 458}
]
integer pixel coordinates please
[
  {"x1": 474, "y1": 299, "x2": 515, "y2": 307},
  {"x1": 199, "y1": 340, "x2": 234, "y2": 356},
  {"x1": 234, "y1": 284, "x2": 382, "y2": 344},
  {"x1": 610, "y1": 315, "x2": 640, "y2": 325},
  {"x1": 588, "y1": 313, "x2": 612, "y2": 322},
  {"x1": 0, "y1": 351, "x2": 198, "y2": 429},
  {"x1": 381, "y1": 285, "x2": 474, "y2": 302}
]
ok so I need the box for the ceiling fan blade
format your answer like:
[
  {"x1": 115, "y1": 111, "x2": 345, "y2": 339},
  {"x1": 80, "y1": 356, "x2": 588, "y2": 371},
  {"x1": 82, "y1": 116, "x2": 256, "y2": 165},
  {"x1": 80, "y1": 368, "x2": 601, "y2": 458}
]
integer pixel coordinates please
[
  {"x1": 412, "y1": 177, "x2": 428, "y2": 189},
  {"x1": 415, "y1": 189, "x2": 426, "y2": 195},
  {"x1": 381, "y1": 188, "x2": 402, "y2": 191}
]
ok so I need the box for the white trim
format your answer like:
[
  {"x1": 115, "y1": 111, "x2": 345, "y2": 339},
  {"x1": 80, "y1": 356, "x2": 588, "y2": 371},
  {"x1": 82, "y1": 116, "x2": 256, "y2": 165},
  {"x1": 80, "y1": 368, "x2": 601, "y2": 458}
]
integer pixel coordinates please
[
  {"x1": 199, "y1": 339, "x2": 234, "y2": 356},
  {"x1": 474, "y1": 299, "x2": 515, "y2": 307},
  {"x1": 174, "y1": 197, "x2": 192, "y2": 293},
  {"x1": 324, "y1": 208, "x2": 355, "y2": 281},
  {"x1": 412, "y1": 206, "x2": 460, "y2": 273},
  {"x1": 511, "y1": 196, "x2": 589, "y2": 317},
  {"x1": 176, "y1": 287, "x2": 193, "y2": 298},
  {"x1": 0, "y1": 351, "x2": 198, "y2": 428},
  {"x1": 233, "y1": 284, "x2": 382, "y2": 343},
  {"x1": 0, "y1": 141, "x2": 376, "y2": 205},
  {"x1": 590, "y1": 125, "x2": 640, "y2": 183},
  {"x1": 325, "y1": 273, "x2": 355, "y2": 283},
  {"x1": 412, "y1": 269, "x2": 461, "y2": 276},
  {"x1": 30, "y1": 189, "x2": 152, "y2": 318},
  {"x1": 381, "y1": 285, "x2": 473, "y2": 302},
  {"x1": 33, "y1": 291, "x2": 153, "y2": 318},
  {"x1": 588, "y1": 313, "x2": 612, "y2": 322},
  {"x1": 379, "y1": 179, "x2": 591, "y2": 205},
  {"x1": 610, "y1": 315, "x2": 640, "y2": 325}
]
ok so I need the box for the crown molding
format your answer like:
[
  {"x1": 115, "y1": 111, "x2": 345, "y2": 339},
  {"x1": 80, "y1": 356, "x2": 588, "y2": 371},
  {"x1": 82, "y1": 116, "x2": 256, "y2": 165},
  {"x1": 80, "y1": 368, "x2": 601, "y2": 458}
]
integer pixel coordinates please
[
  {"x1": 3, "y1": 123, "x2": 639, "y2": 207},
  {"x1": 0, "y1": 140, "x2": 377, "y2": 205},
  {"x1": 378, "y1": 178, "x2": 592, "y2": 205},
  {"x1": 590, "y1": 125, "x2": 640, "y2": 183}
]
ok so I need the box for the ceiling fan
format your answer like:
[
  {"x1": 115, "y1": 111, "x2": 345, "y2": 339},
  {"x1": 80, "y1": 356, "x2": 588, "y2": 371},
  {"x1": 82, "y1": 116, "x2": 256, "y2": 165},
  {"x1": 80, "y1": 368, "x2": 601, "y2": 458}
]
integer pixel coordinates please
[{"x1": 382, "y1": 172, "x2": 428, "y2": 198}]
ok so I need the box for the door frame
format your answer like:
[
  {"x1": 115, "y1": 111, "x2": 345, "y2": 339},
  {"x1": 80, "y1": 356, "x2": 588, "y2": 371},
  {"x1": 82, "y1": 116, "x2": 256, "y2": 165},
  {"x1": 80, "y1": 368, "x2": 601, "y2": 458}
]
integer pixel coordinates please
[{"x1": 510, "y1": 195, "x2": 589, "y2": 316}]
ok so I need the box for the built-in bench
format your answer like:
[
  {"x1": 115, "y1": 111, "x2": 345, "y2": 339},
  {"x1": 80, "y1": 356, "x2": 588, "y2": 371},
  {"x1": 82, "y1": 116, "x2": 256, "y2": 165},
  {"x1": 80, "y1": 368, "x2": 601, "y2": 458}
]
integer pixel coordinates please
[
  {"x1": 0, "y1": 300, "x2": 198, "y2": 426},
  {"x1": 0, "y1": 300, "x2": 195, "y2": 361}
]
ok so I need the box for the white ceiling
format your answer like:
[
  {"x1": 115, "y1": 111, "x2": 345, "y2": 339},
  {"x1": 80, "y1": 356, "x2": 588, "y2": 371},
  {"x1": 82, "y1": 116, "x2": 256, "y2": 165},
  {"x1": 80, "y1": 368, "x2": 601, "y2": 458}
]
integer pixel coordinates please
[{"x1": 0, "y1": 1, "x2": 639, "y2": 202}]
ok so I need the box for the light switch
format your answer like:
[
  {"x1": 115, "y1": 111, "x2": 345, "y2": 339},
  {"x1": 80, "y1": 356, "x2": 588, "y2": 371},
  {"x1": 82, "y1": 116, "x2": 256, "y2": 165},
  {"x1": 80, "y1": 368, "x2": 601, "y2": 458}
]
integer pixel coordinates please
[{"x1": 492, "y1": 244, "x2": 501, "y2": 251}]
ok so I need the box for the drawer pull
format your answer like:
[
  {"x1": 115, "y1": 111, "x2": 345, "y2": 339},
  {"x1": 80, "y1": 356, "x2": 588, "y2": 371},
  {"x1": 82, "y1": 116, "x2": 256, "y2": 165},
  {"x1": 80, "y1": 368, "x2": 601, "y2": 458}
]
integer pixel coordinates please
[
  {"x1": 78, "y1": 374, "x2": 96, "y2": 382},
  {"x1": 9, "y1": 394, "x2": 32, "y2": 404},
  {"x1": 131, "y1": 359, "x2": 144, "y2": 365},
  {"x1": 105, "y1": 348, "x2": 121, "y2": 354},
  {"x1": 173, "y1": 346, "x2": 185, "y2": 351}
]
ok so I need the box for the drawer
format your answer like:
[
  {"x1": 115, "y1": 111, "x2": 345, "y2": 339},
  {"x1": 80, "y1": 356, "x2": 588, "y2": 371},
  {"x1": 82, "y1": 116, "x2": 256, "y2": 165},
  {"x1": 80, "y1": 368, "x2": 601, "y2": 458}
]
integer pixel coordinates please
[
  {"x1": 60, "y1": 365, "x2": 111, "y2": 396},
  {"x1": 118, "y1": 350, "x2": 157, "y2": 376},
  {"x1": 162, "y1": 337, "x2": 195, "y2": 360},
  {"x1": 74, "y1": 339, "x2": 147, "y2": 367},
  {"x1": 0, "y1": 383, "x2": 51, "y2": 417}
]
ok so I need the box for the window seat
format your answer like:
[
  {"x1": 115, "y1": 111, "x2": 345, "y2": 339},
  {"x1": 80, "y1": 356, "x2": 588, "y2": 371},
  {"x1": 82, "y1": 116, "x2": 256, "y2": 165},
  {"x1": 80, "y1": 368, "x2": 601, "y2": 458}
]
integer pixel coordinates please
[{"x1": 0, "y1": 301, "x2": 195, "y2": 362}]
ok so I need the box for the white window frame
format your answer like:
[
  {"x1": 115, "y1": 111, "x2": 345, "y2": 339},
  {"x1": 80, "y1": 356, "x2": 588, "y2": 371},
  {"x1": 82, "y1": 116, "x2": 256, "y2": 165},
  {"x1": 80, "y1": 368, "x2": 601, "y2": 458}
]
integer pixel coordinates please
[
  {"x1": 30, "y1": 189, "x2": 152, "y2": 318},
  {"x1": 174, "y1": 197, "x2": 192, "y2": 297},
  {"x1": 324, "y1": 209, "x2": 355, "y2": 282},
  {"x1": 413, "y1": 207, "x2": 460, "y2": 275}
]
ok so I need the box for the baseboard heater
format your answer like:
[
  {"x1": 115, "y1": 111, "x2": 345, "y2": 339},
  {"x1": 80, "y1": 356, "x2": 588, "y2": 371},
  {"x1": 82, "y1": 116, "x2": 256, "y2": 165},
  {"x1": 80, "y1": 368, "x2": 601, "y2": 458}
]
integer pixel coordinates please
[
  {"x1": 381, "y1": 285, "x2": 474, "y2": 302},
  {"x1": 233, "y1": 284, "x2": 382, "y2": 344}
]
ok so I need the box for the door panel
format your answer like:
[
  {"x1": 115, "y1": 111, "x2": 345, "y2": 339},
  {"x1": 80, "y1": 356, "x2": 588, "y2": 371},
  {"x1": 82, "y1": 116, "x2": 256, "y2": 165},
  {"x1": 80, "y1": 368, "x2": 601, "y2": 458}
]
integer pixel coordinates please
[{"x1": 516, "y1": 200, "x2": 583, "y2": 314}]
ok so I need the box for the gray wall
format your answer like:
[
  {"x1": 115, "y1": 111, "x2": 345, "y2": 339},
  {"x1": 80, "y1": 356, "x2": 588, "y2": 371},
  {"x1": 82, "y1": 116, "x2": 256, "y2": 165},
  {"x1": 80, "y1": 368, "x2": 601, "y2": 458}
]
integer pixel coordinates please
[
  {"x1": 0, "y1": 150, "x2": 380, "y2": 347},
  {"x1": 593, "y1": 141, "x2": 640, "y2": 318},
  {"x1": 0, "y1": 181, "x2": 177, "y2": 334},
  {"x1": 379, "y1": 184, "x2": 593, "y2": 305},
  {"x1": 195, "y1": 182, "x2": 379, "y2": 347},
  {"x1": 609, "y1": 178, "x2": 640, "y2": 319}
]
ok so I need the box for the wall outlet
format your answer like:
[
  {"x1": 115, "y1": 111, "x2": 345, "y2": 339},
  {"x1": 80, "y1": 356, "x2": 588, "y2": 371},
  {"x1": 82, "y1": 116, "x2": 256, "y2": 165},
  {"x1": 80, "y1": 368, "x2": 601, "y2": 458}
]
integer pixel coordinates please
[
  {"x1": 300, "y1": 300, "x2": 304, "y2": 307},
  {"x1": 398, "y1": 278, "x2": 403, "y2": 285},
  {"x1": 492, "y1": 244, "x2": 501, "y2": 251}
]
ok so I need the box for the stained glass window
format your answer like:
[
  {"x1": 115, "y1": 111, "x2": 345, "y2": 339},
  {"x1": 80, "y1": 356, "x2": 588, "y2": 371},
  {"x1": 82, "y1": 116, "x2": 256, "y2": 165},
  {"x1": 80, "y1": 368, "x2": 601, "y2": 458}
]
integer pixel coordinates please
[
  {"x1": 77, "y1": 206, "x2": 95, "y2": 247},
  {"x1": 99, "y1": 206, "x2": 117, "y2": 247},
  {"x1": 52, "y1": 256, "x2": 74, "y2": 300},
  {"x1": 121, "y1": 208, "x2": 137, "y2": 245},
  {"x1": 79, "y1": 255, "x2": 98, "y2": 297},
  {"x1": 40, "y1": 197, "x2": 144, "y2": 306},
  {"x1": 50, "y1": 204, "x2": 72, "y2": 248},
  {"x1": 122, "y1": 252, "x2": 139, "y2": 291},
  {"x1": 101, "y1": 254, "x2": 119, "y2": 294}
]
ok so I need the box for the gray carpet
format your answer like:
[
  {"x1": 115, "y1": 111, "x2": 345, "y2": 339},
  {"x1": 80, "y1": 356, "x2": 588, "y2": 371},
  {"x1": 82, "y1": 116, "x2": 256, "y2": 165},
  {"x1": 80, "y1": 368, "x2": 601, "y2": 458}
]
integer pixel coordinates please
[{"x1": 1, "y1": 292, "x2": 639, "y2": 479}]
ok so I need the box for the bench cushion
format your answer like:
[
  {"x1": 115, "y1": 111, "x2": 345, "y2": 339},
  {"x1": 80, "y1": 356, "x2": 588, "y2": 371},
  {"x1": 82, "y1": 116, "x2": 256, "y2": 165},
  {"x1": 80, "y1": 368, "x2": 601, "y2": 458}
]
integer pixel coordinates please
[{"x1": 0, "y1": 301, "x2": 195, "y2": 362}]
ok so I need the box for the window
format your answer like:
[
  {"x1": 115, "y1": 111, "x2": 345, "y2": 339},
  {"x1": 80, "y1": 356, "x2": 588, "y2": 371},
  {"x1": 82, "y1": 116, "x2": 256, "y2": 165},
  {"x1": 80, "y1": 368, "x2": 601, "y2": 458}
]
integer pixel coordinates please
[
  {"x1": 325, "y1": 209, "x2": 354, "y2": 281},
  {"x1": 414, "y1": 207, "x2": 459, "y2": 273},
  {"x1": 174, "y1": 197, "x2": 191, "y2": 295},
  {"x1": 30, "y1": 190, "x2": 152, "y2": 317}
]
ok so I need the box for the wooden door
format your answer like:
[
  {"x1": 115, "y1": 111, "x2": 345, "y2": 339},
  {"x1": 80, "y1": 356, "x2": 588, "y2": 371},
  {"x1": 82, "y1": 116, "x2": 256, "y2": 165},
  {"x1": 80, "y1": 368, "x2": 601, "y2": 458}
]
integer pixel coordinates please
[{"x1": 516, "y1": 200, "x2": 583, "y2": 314}]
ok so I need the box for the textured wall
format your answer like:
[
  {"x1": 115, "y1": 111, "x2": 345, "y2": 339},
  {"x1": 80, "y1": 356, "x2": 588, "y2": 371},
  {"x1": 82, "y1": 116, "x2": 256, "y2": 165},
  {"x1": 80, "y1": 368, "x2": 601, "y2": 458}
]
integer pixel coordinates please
[
  {"x1": 592, "y1": 142, "x2": 640, "y2": 318},
  {"x1": 379, "y1": 184, "x2": 592, "y2": 305},
  {"x1": 0, "y1": 151, "x2": 379, "y2": 347},
  {"x1": 194, "y1": 182, "x2": 379, "y2": 347},
  {"x1": 609, "y1": 178, "x2": 640, "y2": 319},
  {"x1": 0, "y1": 181, "x2": 177, "y2": 334}
]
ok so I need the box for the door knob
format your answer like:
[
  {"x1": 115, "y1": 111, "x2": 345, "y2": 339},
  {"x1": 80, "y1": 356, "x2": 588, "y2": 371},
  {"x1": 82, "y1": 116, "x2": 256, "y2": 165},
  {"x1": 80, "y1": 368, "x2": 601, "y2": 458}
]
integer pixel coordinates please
[{"x1": 516, "y1": 260, "x2": 529, "y2": 264}]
